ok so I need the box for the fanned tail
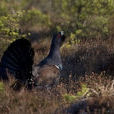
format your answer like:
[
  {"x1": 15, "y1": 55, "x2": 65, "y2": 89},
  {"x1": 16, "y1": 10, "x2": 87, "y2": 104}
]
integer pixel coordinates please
[{"x1": 0, "y1": 38, "x2": 34, "y2": 86}]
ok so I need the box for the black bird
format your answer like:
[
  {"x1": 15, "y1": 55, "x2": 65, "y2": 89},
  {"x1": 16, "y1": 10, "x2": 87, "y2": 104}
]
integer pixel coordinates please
[
  {"x1": 0, "y1": 38, "x2": 34, "y2": 89},
  {"x1": 0, "y1": 31, "x2": 65, "y2": 89},
  {"x1": 32, "y1": 31, "x2": 65, "y2": 88}
]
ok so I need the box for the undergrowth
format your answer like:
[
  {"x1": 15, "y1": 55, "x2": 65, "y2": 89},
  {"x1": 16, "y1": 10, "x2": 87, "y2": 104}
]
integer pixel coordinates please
[{"x1": 0, "y1": 38, "x2": 114, "y2": 114}]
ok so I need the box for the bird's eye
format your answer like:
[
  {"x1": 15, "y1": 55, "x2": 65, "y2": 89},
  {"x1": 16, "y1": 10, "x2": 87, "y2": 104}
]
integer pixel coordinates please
[{"x1": 57, "y1": 33, "x2": 61, "y2": 38}]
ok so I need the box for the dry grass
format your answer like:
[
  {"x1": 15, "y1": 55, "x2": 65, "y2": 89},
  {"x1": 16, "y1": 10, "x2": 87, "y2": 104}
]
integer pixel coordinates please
[
  {"x1": 0, "y1": 38, "x2": 114, "y2": 114},
  {"x1": 0, "y1": 74, "x2": 114, "y2": 114}
]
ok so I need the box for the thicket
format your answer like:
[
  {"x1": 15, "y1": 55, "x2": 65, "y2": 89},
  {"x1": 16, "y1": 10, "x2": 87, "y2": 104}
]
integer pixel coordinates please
[
  {"x1": 0, "y1": 0, "x2": 114, "y2": 50},
  {"x1": 0, "y1": 0, "x2": 114, "y2": 37}
]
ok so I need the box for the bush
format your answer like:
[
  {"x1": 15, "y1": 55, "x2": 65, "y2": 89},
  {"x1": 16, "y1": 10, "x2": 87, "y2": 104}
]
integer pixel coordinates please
[
  {"x1": 0, "y1": 14, "x2": 20, "y2": 39},
  {"x1": 51, "y1": 0, "x2": 114, "y2": 41},
  {"x1": 20, "y1": 9, "x2": 51, "y2": 31}
]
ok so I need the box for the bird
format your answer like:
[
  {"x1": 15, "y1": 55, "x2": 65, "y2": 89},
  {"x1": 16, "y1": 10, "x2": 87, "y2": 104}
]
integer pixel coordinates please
[
  {"x1": 0, "y1": 31, "x2": 65, "y2": 90},
  {"x1": 0, "y1": 38, "x2": 34, "y2": 90},
  {"x1": 32, "y1": 31, "x2": 65, "y2": 88}
]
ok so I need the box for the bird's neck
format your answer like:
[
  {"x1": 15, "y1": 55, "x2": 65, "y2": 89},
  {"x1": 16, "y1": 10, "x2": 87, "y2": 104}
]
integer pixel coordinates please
[{"x1": 48, "y1": 43, "x2": 62, "y2": 66}]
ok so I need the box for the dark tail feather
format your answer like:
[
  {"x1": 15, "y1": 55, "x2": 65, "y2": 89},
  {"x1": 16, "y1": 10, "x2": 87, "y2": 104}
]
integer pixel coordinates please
[
  {"x1": 0, "y1": 38, "x2": 34, "y2": 85},
  {"x1": 0, "y1": 65, "x2": 8, "y2": 80}
]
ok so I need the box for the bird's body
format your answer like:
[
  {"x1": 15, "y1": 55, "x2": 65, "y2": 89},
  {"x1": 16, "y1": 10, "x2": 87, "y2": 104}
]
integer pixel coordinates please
[
  {"x1": 33, "y1": 65, "x2": 60, "y2": 87},
  {"x1": 32, "y1": 31, "x2": 65, "y2": 87}
]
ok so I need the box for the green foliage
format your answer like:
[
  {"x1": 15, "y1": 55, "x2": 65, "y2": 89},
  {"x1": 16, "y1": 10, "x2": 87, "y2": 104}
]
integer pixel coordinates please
[
  {"x1": 77, "y1": 84, "x2": 90, "y2": 97},
  {"x1": 0, "y1": 8, "x2": 51, "y2": 40},
  {"x1": 63, "y1": 84, "x2": 90, "y2": 103},
  {"x1": 0, "y1": 0, "x2": 11, "y2": 16},
  {"x1": 0, "y1": 9, "x2": 27, "y2": 40},
  {"x1": 63, "y1": 94, "x2": 76, "y2": 103},
  {"x1": 0, "y1": 14, "x2": 20, "y2": 39},
  {"x1": 20, "y1": 9, "x2": 51, "y2": 27},
  {"x1": 0, "y1": 82, "x2": 4, "y2": 92},
  {"x1": 52, "y1": 0, "x2": 114, "y2": 40},
  {"x1": 0, "y1": 0, "x2": 114, "y2": 46}
]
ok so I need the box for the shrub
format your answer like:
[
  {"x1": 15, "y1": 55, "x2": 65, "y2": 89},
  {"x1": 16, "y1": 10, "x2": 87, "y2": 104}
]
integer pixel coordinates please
[{"x1": 20, "y1": 9, "x2": 51, "y2": 31}]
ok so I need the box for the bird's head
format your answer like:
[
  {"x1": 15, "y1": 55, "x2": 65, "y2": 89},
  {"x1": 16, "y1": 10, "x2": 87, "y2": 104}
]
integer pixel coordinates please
[{"x1": 52, "y1": 31, "x2": 65, "y2": 47}]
